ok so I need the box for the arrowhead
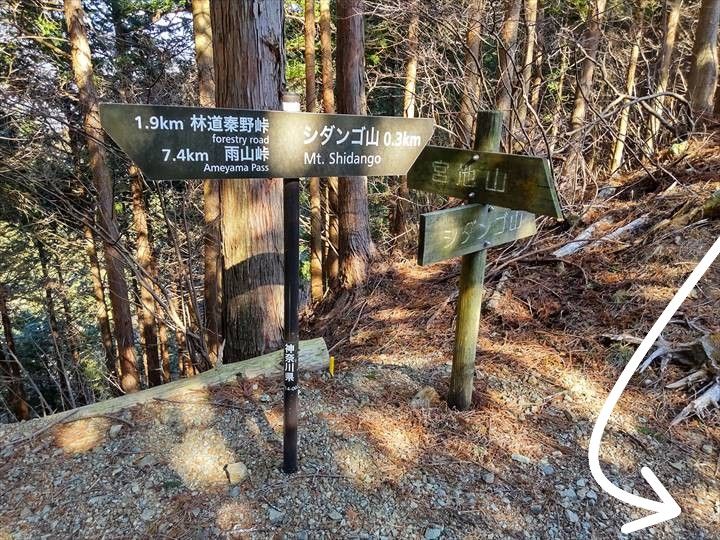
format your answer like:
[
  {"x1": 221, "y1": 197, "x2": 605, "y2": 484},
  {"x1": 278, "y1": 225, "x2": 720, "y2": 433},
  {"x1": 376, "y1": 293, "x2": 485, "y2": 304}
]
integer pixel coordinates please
[{"x1": 620, "y1": 466, "x2": 681, "y2": 534}]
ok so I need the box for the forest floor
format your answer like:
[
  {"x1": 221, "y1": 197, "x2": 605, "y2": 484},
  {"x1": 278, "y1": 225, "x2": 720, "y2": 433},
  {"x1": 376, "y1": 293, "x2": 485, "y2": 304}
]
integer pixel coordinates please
[{"x1": 2, "y1": 137, "x2": 720, "y2": 539}]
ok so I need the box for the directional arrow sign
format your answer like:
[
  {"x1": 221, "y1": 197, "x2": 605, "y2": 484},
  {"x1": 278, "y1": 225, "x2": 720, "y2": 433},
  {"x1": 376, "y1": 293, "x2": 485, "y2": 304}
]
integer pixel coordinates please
[
  {"x1": 586, "y1": 239, "x2": 720, "y2": 533},
  {"x1": 408, "y1": 145, "x2": 562, "y2": 219},
  {"x1": 99, "y1": 103, "x2": 435, "y2": 180},
  {"x1": 418, "y1": 204, "x2": 536, "y2": 266}
]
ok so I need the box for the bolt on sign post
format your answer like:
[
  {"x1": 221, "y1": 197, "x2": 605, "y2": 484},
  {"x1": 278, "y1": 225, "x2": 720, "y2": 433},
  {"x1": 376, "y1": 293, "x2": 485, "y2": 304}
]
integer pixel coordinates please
[
  {"x1": 408, "y1": 111, "x2": 563, "y2": 410},
  {"x1": 99, "y1": 101, "x2": 434, "y2": 472}
]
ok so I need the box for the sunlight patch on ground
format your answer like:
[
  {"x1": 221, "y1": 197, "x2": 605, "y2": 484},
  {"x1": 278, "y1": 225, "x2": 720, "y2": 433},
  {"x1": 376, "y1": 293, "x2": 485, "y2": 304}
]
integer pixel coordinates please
[
  {"x1": 215, "y1": 501, "x2": 255, "y2": 532},
  {"x1": 263, "y1": 406, "x2": 283, "y2": 435},
  {"x1": 630, "y1": 284, "x2": 677, "y2": 304},
  {"x1": 169, "y1": 427, "x2": 236, "y2": 490},
  {"x1": 157, "y1": 389, "x2": 215, "y2": 428},
  {"x1": 336, "y1": 443, "x2": 377, "y2": 486},
  {"x1": 360, "y1": 409, "x2": 422, "y2": 463},
  {"x1": 53, "y1": 417, "x2": 110, "y2": 453}
]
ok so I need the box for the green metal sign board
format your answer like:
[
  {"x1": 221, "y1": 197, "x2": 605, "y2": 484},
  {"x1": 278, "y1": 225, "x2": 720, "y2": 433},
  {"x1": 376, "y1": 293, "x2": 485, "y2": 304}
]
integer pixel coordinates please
[
  {"x1": 408, "y1": 145, "x2": 562, "y2": 219},
  {"x1": 100, "y1": 103, "x2": 434, "y2": 180},
  {"x1": 418, "y1": 204, "x2": 536, "y2": 266}
]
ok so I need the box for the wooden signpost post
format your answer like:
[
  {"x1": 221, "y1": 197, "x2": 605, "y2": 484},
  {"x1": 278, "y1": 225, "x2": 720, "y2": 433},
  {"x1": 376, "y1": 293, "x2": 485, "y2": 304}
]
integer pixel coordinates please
[
  {"x1": 100, "y1": 101, "x2": 434, "y2": 473},
  {"x1": 408, "y1": 111, "x2": 562, "y2": 410}
]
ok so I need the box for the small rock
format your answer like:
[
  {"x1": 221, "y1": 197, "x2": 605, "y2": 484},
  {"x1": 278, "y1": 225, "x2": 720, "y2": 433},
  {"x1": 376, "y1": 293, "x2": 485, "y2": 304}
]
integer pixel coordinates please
[
  {"x1": 137, "y1": 455, "x2": 159, "y2": 468},
  {"x1": 565, "y1": 509, "x2": 579, "y2": 523},
  {"x1": 530, "y1": 504, "x2": 542, "y2": 515},
  {"x1": 560, "y1": 487, "x2": 577, "y2": 500},
  {"x1": 586, "y1": 489, "x2": 597, "y2": 501},
  {"x1": 269, "y1": 508, "x2": 285, "y2": 524},
  {"x1": 225, "y1": 462, "x2": 249, "y2": 484},
  {"x1": 109, "y1": 424, "x2": 123, "y2": 438},
  {"x1": 296, "y1": 532, "x2": 309, "y2": 540},
  {"x1": 512, "y1": 453, "x2": 531, "y2": 465},
  {"x1": 328, "y1": 510, "x2": 343, "y2": 521},
  {"x1": 670, "y1": 461, "x2": 685, "y2": 471},
  {"x1": 229, "y1": 486, "x2": 241, "y2": 497},
  {"x1": 481, "y1": 472, "x2": 495, "y2": 484},
  {"x1": 575, "y1": 478, "x2": 587, "y2": 487},
  {"x1": 410, "y1": 387, "x2": 441, "y2": 409},
  {"x1": 540, "y1": 464, "x2": 555, "y2": 476},
  {"x1": 424, "y1": 527, "x2": 443, "y2": 540},
  {"x1": 141, "y1": 508, "x2": 155, "y2": 521},
  {"x1": 702, "y1": 444, "x2": 713, "y2": 455},
  {"x1": 260, "y1": 394, "x2": 271, "y2": 403}
]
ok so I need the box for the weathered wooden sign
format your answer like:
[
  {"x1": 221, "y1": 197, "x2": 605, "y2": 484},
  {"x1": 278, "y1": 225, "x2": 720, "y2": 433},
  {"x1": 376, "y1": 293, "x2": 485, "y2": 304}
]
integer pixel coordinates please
[
  {"x1": 407, "y1": 111, "x2": 563, "y2": 412},
  {"x1": 100, "y1": 103, "x2": 434, "y2": 180},
  {"x1": 418, "y1": 204, "x2": 536, "y2": 266},
  {"x1": 408, "y1": 145, "x2": 562, "y2": 219}
]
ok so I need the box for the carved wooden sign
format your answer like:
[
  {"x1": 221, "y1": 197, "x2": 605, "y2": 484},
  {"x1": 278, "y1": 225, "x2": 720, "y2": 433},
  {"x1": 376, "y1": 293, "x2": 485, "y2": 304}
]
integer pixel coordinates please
[{"x1": 408, "y1": 145, "x2": 562, "y2": 219}]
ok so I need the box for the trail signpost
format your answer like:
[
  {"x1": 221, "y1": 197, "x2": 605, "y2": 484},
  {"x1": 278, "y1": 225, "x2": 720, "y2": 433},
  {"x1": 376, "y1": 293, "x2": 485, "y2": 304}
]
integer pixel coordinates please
[
  {"x1": 408, "y1": 111, "x2": 562, "y2": 410},
  {"x1": 99, "y1": 101, "x2": 433, "y2": 473}
]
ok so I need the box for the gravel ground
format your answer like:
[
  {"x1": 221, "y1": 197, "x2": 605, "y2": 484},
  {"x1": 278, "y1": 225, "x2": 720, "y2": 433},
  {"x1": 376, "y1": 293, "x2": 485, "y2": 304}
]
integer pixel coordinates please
[{"x1": 3, "y1": 182, "x2": 720, "y2": 538}]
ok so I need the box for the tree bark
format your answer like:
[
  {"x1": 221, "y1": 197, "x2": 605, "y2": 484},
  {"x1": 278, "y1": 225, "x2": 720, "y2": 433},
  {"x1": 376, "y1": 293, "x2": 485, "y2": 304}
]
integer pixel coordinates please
[
  {"x1": 192, "y1": 0, "x2": 222, "y2": 367},
  {"x1": 565, "y1": 0, "x2": 607, "y2": 173},
  {"x1": 647, "y1": 0, "x2": 682, "y2": 153},
  {"x1": 84, "y1": 219, "x2": 117, "y2": 378},
  {"x1": 306, "y1": 0, "x2": 324, "y2": 302},
  {"x1": 390, "y1": 5, "x2": 420, "y2": 241},
  {"x1": 610, "y1": 5, "x2": 644, "y2": 174},
  {"x1": 515, "y1": 0, "x2": 538, "y2": 131},
  {"x1": 688, "y1": 0, "x2": 720, "y2": 116},
  {"x1": 320, "y1": 0, "x2": 339, "y2": 285},
  {"x1": 336, "y1": 0, "x2": 374, "y2": 289},
  {"x1": 457, "y1": 0, "x2": 484, "y2": 147},
  {"x1": 0, "y1": 285, "x2": 30, "y2": 421},
  {"x1": 64, "y1": 0, "x2": 139, "y2": 392},
  {"x1": 129, "y1": 171, "x2": 162, "y2": 387},
  {"x1": 210, "y1": 0, "x2": 285, "y2": 360},
  {"x1": 494, "y1": 0, "x2": 523, "y2": 127}
]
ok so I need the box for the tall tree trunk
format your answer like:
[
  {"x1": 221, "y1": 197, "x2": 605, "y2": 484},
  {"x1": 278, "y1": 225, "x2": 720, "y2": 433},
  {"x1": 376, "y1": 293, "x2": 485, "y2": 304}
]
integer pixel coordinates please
[
  {"x1": 565, "y1": 0, "x2": 607, "y2": 174},
  {"x1": 84, "y1": 221, "x2": 117, "y2": 378},
  {"x1": 610, "y1": 5, "x2": 644, "y2": 174},
  {"x1": 647, "y1": 0, "x2": 682, "y2": 153},
  {"x1": 457, "y1": 0, "x2": 484, "y2": 147},
  {"x1": 0, "y1": 285, "x2": 30, "y2": 421},
  {"x1": 192, "y1": 0, "x2": 222, "y2": 367},
  {"x1": 129, "y1": 171, "x2": 162, "y2": 387},
  {"x1": 494, "y1": 0, "x2": 523, "y2": 128},
  {"x1": 306, "y1": 0, "x2": 324, "y2": 301},
  {"x1": 210, "y1": 0, "x2": 285, "y2": 360},
  {"x1": 336, "y1": 0, "x2": 374, "y2": 289},
  {"x1": 320, "y1": 0, "x2": 339, "y2": 285},
  {"x1": 35, "y1": 238, "x2": 75, "y2": 408},
  {"x1": 53, "y1": 256, "x2": 90, "y2": 404},
  {"x1": 64, "y1": 0, "x2": 139, "y2": 392},
  {"x1": 390, "y1": 5, "x2": 420, "y2": 241},
  {"x1": 688, "y1": 0, "x2": 720, "y2": 116},
  {"x1": 529, "y1": 5, "x2": 545, "y2": 114},
  {"x1": 515, "y1": 0, "x2": 538, "y2": 131},
  {"x1": 549, "y1": 41, "x2": 568, "y2": 151}
]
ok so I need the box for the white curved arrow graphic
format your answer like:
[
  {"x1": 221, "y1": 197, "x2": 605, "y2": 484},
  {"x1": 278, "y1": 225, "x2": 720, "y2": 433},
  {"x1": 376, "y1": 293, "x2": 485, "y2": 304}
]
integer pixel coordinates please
[{"x1": 589, "y1": 235, "x2": 720, "y2": 534}]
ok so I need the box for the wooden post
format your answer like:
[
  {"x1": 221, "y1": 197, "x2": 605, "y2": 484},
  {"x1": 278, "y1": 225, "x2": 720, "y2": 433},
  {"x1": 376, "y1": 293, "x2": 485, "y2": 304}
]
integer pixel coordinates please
[{"x1": 447, "y1": 111, "x2": 503, "y2": 410}]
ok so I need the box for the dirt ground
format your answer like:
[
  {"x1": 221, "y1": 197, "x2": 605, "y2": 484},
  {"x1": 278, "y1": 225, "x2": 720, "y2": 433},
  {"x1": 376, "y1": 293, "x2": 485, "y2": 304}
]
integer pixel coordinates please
[{"x1": 2, "y1": 142, "x2": 720, "y2": 539}]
